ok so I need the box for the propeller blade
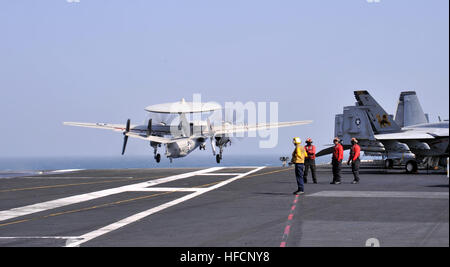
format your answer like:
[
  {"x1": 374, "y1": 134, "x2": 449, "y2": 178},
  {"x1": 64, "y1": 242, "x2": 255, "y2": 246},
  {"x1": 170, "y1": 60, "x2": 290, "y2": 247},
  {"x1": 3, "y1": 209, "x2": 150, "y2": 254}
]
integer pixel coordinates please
[
  {"x1": 210, "y1": 137, "x2": 217, "y2": 156},
  {"x1": 126, "y1": 119, "x2": 130, "y2": 132},
  {"x1": 207, "y1": 118, "x2": 212, "y2": 135},
  {"x1": 207, "y1": 118, "x2": 217, "y2": 155},
  {"x1": 122, "y1": 135, "x2": 129, "y2": 155},
  {"x1": 147, "y1": 119, "x2": 152, "y2": 137},
  {"x1": 122, "y1": 119, "x2": 131, "y2": 155}
]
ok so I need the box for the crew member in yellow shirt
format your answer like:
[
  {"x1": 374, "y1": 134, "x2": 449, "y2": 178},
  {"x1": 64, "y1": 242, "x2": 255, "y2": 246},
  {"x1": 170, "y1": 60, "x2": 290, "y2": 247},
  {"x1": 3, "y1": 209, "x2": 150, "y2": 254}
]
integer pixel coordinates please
[{"x1": 289, "y1": 137, "x2": 308, "y2": 195}]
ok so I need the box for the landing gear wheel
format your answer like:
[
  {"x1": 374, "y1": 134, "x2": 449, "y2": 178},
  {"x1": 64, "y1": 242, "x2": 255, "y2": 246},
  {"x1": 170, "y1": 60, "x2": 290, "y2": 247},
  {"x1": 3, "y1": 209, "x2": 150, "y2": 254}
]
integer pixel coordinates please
[
  {"x1": 385, "y1": 159, "x2": 393, "y2": 169},
  {"x1": 155, "y1": 153, "x2": 161, "y2": 163},
  {"x1": 216, "y1": 154, "x2": 221, "y2": 164},
  {"x1": 405, "y1": 160, "x2": 418, "y2": 173}
]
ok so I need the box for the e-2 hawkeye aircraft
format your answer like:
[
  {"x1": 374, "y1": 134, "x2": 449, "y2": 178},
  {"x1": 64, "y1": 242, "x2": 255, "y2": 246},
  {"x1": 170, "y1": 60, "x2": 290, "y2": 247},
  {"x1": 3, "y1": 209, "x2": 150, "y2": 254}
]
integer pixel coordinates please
[
  {"x1": 317, "y1": 90, "x2": 449, "y2": 173},
  {"x1": 64, "y1": 99, "x2": 312, "y2": 163}
]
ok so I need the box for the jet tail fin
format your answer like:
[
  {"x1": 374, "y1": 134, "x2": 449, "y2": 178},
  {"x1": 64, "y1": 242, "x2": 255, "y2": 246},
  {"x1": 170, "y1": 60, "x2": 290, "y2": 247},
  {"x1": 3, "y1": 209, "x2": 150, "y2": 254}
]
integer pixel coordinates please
[
  {"x1": 354, "y1": 90, "x2": 401, "y2": 133},
  {"x1": 394, "y1": 91, "x2": 428, "y2": 127}
]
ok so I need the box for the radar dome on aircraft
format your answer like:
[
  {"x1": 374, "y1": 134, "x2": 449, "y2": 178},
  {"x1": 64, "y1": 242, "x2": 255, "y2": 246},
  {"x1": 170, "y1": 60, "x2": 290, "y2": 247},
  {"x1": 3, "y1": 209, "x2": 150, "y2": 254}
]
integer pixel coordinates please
[{"x1": 145, "y1": 98, "x2": 222, "y2": 114}]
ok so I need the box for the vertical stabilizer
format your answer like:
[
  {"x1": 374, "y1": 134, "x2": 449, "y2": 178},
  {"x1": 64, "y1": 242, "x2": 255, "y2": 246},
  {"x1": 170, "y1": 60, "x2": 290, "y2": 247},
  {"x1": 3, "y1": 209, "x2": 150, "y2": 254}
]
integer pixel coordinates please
[
  {"x1": 394, "y1": 91, "x2": 428, "y2": 127},
  {"x1": 354, "y1": 90, "x2": 401, "y2": 133}
]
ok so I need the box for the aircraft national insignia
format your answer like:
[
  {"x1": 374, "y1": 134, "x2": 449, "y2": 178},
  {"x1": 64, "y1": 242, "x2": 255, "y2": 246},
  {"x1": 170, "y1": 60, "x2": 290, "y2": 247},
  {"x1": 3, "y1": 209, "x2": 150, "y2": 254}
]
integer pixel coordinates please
[
  {"x1": 355, "y1": 118, "x2": 361, "y2": 126},
  {"x1": 376, "y1": 114, "x2": 391, "y2": 128}
]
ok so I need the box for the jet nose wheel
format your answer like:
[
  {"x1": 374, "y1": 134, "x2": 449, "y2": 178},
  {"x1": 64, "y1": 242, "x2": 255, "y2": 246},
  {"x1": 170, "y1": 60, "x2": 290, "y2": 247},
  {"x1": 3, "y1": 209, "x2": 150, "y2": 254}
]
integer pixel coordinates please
[
  {"x1": 155, "y1": 153, "x2": 161, "y2": 163},
  {"x1": 216, "y1": 154, "x2": 221, "y2": 164}
]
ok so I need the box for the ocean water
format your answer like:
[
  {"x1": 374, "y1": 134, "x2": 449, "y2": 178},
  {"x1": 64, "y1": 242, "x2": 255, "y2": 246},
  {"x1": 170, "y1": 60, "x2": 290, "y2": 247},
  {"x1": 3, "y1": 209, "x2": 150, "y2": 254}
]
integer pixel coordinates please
[{"x1": 0, "y1": 154, "x2": 330, "y2": 171}]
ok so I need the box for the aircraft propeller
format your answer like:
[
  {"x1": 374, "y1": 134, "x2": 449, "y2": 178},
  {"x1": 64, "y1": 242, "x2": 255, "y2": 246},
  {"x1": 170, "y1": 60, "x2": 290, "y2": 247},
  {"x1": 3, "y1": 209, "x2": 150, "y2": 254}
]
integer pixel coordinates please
[
  {"x1": 122, "y1": 119, "x2": 131, "y2": 155},
  {"x1": 146, "y1": 119, "x2": 152, "y2": 137},
  {"x1": 207, "y1": 118, "x2": 216, "y2": 156}
]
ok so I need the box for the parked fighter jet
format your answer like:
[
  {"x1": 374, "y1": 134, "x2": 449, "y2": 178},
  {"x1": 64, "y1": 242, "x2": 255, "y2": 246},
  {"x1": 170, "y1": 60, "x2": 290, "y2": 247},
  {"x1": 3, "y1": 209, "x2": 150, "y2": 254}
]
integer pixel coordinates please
[
  {"x1": 64, "y1": 99, "x2": 312, "y2": 163},
  {"x1": 317, "y1": 91, "x2": 449, "y2": 173}
]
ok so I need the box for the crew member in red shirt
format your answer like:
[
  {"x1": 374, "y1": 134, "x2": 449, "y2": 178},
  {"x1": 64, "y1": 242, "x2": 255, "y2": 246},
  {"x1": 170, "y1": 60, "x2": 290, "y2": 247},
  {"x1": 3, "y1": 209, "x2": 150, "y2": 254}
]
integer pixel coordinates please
[
  {"x1": 304, "y1": 138, "x2": 317, "y2": 184},
  {"x1": 331, "y1": 137, "x2": 344, "y2": 184},
  {"x1": 347, "y1": 137, "x2": 361, "y2": 184}
]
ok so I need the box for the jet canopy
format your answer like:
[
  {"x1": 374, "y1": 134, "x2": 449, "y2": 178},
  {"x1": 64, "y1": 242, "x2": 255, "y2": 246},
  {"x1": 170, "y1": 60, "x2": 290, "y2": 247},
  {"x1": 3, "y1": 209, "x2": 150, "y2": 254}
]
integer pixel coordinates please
[{"x1": 145, "y1": 98, "x2": 222, "y2": 114}]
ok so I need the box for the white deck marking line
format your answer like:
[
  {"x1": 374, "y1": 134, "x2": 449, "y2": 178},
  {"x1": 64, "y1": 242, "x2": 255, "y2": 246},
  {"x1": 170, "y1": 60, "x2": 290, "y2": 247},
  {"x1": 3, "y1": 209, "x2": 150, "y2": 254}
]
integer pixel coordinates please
[
  {"x1": 65, "y1": 166, "x2": 266, "y2": 247},
  {"x1": 0, "y1": 167, "x2": 224, "y2": 222},
  {"x1": 222, "y1": 166, "x2": 262, "y2": 168},
  {"x1": 19, "y1": 176, "x2": 135, "y2": 179},
  {"x1": 129, "y1": 187, "x2": 207, "y2": 192},
  {"x1": 307, "y1": 191, "x2": 449, "y2": 199},
  {"x1": 196, "y1": 173, "x2": 243, "y2": 176},
  {"x1": 50, "y1": 169, "x2": 84, "y2": 173},
  {"x1": 0, "y1": 236, "x2": 76, "y2": 239}
]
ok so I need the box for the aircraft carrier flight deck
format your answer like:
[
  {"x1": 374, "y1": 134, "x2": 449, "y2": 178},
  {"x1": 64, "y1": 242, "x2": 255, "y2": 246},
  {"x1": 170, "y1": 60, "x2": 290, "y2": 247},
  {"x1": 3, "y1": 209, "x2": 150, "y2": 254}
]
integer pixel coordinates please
[{"x1": 0, "y1": 165, "x2": 448, "y2": 247}]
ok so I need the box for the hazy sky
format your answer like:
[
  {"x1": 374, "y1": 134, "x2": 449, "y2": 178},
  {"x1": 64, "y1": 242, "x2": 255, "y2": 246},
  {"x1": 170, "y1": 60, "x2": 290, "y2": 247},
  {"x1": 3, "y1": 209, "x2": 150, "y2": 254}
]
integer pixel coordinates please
[{"x1": 0, "y1": 0, "x2": 448, "y2": 158}]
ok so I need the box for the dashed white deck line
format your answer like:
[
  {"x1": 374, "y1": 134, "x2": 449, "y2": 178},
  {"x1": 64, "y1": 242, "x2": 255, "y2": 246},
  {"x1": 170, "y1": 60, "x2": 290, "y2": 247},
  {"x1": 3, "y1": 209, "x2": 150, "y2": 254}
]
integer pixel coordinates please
[
  {"x1": 0, "y1": 167, "x2": 224, "y2": 222},
  {"x1": 65, "y1": 166, "x2": 266, "y2": 247},
  {"x1": 307, "y1": 191, "x2": 449, "y2": 199}
]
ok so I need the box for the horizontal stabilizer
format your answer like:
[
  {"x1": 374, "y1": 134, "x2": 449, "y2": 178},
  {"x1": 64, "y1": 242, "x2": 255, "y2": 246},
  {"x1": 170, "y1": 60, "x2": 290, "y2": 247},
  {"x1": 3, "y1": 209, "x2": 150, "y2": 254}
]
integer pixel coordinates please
[{"x1": 316, "y1": 145, "x2": 351, "y2": 157}]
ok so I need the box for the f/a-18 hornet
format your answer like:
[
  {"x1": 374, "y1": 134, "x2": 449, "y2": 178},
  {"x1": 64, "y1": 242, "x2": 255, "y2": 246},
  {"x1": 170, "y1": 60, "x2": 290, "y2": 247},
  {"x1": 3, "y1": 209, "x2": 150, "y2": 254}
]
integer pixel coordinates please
[{"x1": 317, "y1": 91, "x2": 448, "y2": 173}]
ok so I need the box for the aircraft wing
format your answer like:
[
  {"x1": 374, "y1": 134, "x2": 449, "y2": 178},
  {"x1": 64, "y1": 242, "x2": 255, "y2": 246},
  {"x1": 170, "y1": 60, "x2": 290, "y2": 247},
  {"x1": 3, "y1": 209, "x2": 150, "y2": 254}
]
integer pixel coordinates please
[
  {"x1": 63, "y1": 122, "x2": 174, "y2": 144},
  {"x1": 63, "y1": 122, "x2": 131, "y2": 132},
  {"x1": 213, "y1": 120, "x2": 313, "y2": 135},
  {"x1": 374, "y1": 132, "x2": 436, "y2": 140},
  {"x1": 124, "y1": 132, "x2": 174, "y2": 144}
]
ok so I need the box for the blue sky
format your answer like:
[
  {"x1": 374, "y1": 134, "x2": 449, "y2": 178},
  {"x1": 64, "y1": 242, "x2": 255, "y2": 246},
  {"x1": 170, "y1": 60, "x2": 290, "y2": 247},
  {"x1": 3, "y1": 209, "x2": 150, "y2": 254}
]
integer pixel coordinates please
[{"x1": 0, "y1": 0, "x2": 448, "y2": 157}]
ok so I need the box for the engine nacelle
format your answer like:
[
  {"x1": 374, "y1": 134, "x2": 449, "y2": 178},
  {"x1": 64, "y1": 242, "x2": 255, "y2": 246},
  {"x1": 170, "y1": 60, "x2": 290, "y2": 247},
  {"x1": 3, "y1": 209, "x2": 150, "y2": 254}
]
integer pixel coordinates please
[
  {"x1": 404, "y1": 140, "x2": 430, "y2": 151},
  {"x1": 382, "y1": 140, "x2": 410, "y2": 153},
  {"x1": 358, "y1": 140, "x2": 385, "y2": 153}
]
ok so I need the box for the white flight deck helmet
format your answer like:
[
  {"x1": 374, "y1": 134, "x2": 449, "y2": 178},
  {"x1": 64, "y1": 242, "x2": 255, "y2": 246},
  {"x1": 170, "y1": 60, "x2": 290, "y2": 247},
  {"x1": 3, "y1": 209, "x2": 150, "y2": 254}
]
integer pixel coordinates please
[{"x1": 293, "y1": 137, "x2": 302, "y2": 145}]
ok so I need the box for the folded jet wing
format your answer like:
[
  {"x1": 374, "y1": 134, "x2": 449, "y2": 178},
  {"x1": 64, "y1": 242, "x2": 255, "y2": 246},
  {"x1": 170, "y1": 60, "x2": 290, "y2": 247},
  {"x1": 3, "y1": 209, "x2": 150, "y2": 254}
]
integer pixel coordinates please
[{"x1": 373, "y1": 132, "x2": 435, "y2": 140}]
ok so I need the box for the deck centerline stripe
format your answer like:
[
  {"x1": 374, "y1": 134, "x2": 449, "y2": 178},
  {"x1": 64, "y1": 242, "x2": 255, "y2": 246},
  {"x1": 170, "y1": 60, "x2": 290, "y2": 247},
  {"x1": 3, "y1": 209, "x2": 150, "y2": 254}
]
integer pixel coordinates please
[{"x1": 280, "y1": 194, "x2": 300, "y2": 247}]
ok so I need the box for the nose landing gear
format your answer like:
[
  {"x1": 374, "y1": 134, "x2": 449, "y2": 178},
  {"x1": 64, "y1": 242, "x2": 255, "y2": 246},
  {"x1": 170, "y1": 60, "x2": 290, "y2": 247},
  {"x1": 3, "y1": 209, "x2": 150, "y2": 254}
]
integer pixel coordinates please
[
  {"x1": 151, "y1": 142, "x2": 162, "y2": 163},
  {"x1": 155, "y1": 153, "x2": 161, "y2": 163}
]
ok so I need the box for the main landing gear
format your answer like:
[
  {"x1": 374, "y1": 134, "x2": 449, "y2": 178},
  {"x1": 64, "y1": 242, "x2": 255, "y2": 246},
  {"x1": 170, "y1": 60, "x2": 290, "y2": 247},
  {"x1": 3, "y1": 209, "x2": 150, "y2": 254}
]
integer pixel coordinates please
[{"x1": 405, "y1": 160, "x2": 418, "y2": 173}]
